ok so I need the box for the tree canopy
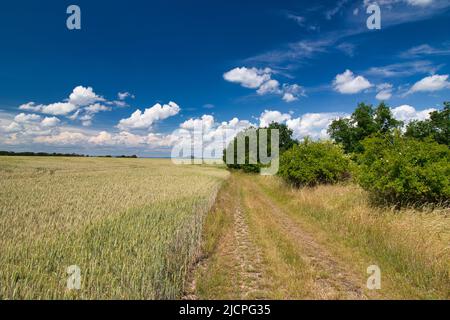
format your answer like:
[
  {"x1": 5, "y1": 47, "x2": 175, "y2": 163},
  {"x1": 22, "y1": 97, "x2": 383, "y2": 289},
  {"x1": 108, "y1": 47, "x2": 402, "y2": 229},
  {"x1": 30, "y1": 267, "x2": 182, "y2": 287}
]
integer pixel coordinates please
[
  {"x1": 328, "y1": 102, "x2": 403, "y2": 154},
  {"x1": 223, "y1": 122, "x2": 297, "y2": 172},
  {"x1": 405, "y1": 102, "x2": 449, "y2": 146}
]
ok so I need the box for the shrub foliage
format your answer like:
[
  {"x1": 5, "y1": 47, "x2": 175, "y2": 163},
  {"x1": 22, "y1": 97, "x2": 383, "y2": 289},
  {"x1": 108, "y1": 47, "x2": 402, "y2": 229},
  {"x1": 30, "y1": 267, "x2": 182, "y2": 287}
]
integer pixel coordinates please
[
  {"x1": 278, "y1": 139, "x2": 351, "y2": 187},
  {"x1": 357, "y1": 134, "x2": 450, "y2": 206}
]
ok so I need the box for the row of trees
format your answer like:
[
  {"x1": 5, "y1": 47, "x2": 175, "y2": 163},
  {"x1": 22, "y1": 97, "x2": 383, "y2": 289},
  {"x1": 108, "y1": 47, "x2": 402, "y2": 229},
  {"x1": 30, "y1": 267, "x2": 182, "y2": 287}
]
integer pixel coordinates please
[
  {"x1": 224, "y1": 102, "x2": 449, "y2": 207},
  {"x1": 0, "y1": 151, "x2": 139, "y2": 158},
  {"x1": 0, "y1": 151, "x2": 87, "y2": 157}
]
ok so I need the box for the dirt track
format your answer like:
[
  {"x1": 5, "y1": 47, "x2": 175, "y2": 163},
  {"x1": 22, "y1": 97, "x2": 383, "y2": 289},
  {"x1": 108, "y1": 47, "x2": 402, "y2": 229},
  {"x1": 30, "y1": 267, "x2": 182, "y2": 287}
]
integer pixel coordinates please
[{"x1": 190, "y1": 173, "x2": 378, "y2": 300}]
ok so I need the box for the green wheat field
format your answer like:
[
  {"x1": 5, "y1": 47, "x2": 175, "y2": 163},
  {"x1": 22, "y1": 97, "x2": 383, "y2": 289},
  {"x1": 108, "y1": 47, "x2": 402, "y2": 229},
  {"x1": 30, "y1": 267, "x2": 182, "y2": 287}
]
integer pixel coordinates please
[{"x1": 0, "y1": 156, "x2": 228, "y2": 299}]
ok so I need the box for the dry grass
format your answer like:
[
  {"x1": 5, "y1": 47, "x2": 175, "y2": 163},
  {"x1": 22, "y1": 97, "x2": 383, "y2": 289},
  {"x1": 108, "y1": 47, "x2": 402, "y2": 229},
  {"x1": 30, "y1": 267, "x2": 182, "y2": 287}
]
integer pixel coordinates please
[
  {"x1": 192, "y1": 178, "x2": 243, "y2": 300},
  {"x1": 0, "y1": 156, "x2": 228, "y2": 299},
  {"x1": 256, "y1": 176, "x2": 450, "y2": 299},
  {"x1": 195, "y1": 173, "x2": 449, "y2": 300},
  {"x1": 196, "y1": 173, "x2": 367, "y2": 300}
]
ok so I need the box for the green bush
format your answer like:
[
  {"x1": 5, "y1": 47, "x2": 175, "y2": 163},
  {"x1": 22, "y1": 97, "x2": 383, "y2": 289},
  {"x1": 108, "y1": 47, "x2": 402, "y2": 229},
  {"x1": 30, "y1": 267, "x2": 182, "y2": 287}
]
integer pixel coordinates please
[
  {"x1": 278, "y1": 140, "x2": 351, "y2": 187},
  {"x1": 357, "y1": 135, "x2": 450, "y2": 206}
]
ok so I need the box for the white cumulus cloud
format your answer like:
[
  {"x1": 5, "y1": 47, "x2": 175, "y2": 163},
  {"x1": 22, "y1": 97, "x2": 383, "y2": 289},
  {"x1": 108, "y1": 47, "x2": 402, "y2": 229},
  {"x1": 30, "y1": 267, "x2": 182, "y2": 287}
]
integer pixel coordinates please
[
  {"x1": 287, "y1": 112, "x2": 346, "y2": 140},
  {"x1": 117, "y1": 102, "x2": 180, "y2": 131},
  {"x1": 376, "y1": 83, "x2": 394, "y2": 100},
  {"x1": 333, "y1": 70, "x2": 373, "y2": 94},
  {"x1": 19, "y1": 102, "x2": 44, "y2": 112},
  {"x1": 223, "y1": 67, "x2": 272, "y2": 89},
  {"x1": 40, "y1": 117, "x2": 60, "y2": 128},
  {"x1": 3, "y1": 122, "x2": 22, "y2": 133},
  {"x1": 259, "y1": 110, "x2": 292, "y2": 127},
  {"x1": 69, "y1": 86, "x2": 105, "y2": 106},
  {"x1": 406, "y1": 0, "x2": 433, "y2": 6},
  {"x1": 170, "y1": 115, "x2": 254, "y2": 159},
  {"x1": 257, "y1": 79, "x2": 281, "y2": 95},
  {"x1": 18, "y1": 86, "x2": 110, "y2": 120},
  {"x1": 408, "y1": 74, "x2": 450, "y2": 94},
  {"x1": 391, "y1": 105, "x2": 436, "y2": 123},
  {"x1": 14, "y1": 113, "x2": 41, "y2": 123},
  {"x1": 41, "y1": 102, "x2": 78, "y2": 116},
  {"x1": 282, "y1": 84, "x2": 305, "y2": 102},
  {"x1": 224, "y1": 66, "x2": 304, "y2": 103},
  {"x1": 34, "y1": 131, "x2": 89, "y2": 145},
  {"x1": 180, "y1": 115, "x2": 215, "y2": 131},
  {"x1": 118, "y1": 92, "x2": 134, "y2": 100},
  {"x1": 257, "y1": 109, "x2": 346, "y2": 140},
  {"x1": 84, "y1": 103, "x2": 111, "y2": 113},
  {"x1": 1, "y1": 113, "x2": 61, "y2": 139}
]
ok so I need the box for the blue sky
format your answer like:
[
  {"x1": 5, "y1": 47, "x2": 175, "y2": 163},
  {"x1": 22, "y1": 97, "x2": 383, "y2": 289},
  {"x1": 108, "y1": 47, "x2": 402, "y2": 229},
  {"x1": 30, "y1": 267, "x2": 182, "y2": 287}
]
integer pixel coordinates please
[{"x1": 0, "y1": 0, "x2": 449, "y2": 156}]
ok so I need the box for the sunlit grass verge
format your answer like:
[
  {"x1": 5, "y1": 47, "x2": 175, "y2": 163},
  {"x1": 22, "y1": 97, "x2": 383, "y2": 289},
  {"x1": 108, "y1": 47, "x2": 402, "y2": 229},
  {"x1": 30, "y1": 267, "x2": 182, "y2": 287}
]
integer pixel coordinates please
[
  {"x1": 0, "y1": 157, "x2": 228, "y2": 299},
  {"x1": 193, "y1": 177, "x2": 247, "y2": 300}
]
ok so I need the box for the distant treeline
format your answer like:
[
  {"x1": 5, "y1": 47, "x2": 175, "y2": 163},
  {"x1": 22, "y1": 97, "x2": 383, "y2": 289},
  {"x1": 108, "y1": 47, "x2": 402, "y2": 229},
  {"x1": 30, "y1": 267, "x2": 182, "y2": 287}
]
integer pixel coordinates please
[
  {"x1": 0, "y1": 151, "x2": 138, "y2": 158},
  {"x1": 99, "y1": 155, "x2": 138, "y2": 158}
]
